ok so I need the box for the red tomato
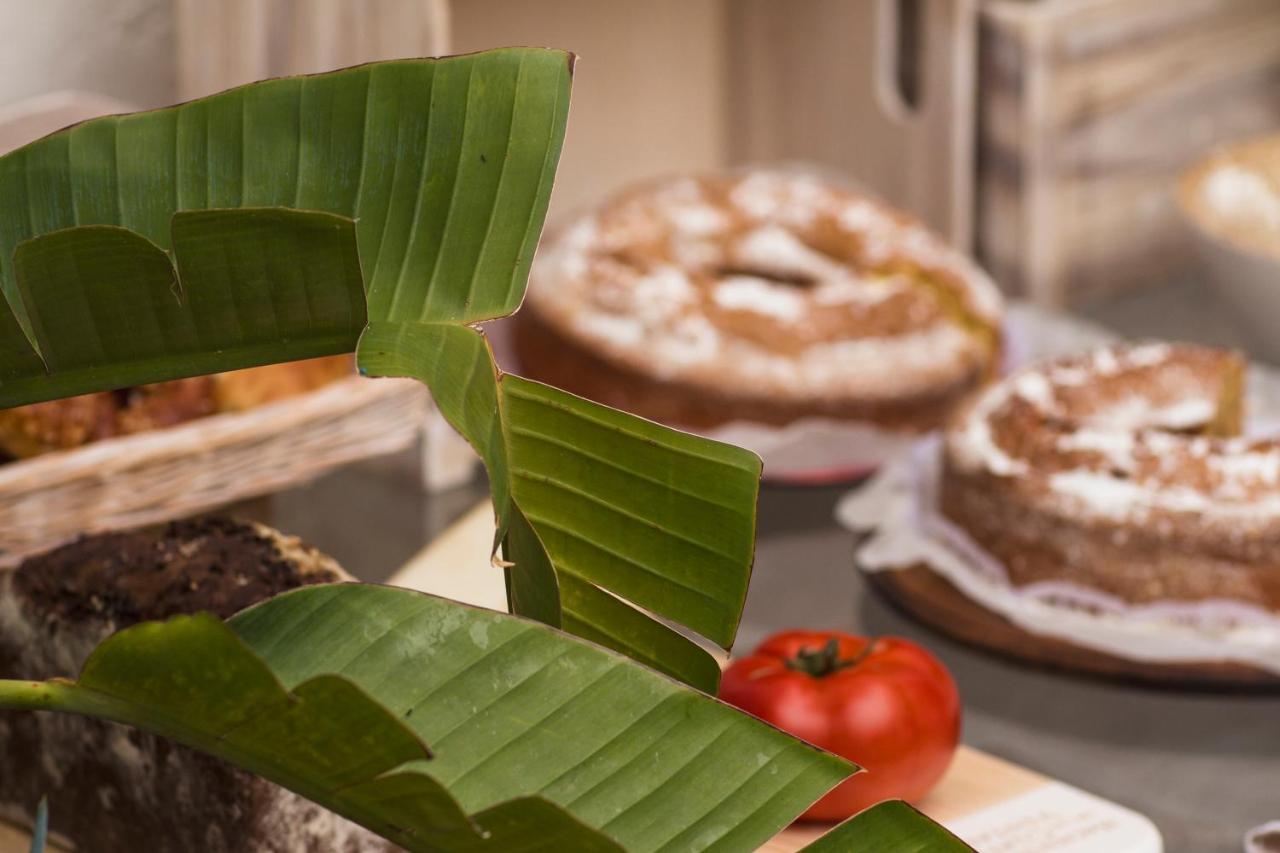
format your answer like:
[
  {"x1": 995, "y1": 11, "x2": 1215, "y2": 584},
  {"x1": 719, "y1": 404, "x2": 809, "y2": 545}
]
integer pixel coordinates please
[{"x1": 719, "y1": 631, "x2": 960, "y2": 822}]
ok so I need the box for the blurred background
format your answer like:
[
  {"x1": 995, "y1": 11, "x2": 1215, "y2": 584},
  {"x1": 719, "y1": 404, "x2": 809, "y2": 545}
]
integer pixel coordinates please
[
  {"x1": 8, "y1": 0, "x2": 1280, "y2": 327},
  {"x1": 4, "y1": 5, "x2": 1280, "y2": 850}
]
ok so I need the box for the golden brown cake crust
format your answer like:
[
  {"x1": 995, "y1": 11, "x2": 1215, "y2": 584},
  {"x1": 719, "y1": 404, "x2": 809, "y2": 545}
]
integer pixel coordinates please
[
  {"x1": 1180, "y1": 132, "x2": 1280, "y2": 259},
  {"x1": 518, "y1": 171, "x2": 1003, "y2": 429},
  {"x1": 0, "y1": 378, "x2": 217, "y2": 458},
  {"x1": 0, "y1": 356, "x2": 351, "y2": 459},
  {"x1": 942, "y1": 342, "x2": 1280, "y2": 609},
  {"x1": 213, "y1": 355, "x2": 352, "y2": 411},
  {"x1": 516, "y1": 299, "x2": 980, "y2": 431}
]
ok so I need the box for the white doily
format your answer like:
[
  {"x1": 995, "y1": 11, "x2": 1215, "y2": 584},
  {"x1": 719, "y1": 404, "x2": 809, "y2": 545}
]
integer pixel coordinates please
[{"x1": 837, "y1": 436, "x2": 1280, "y2": 674}]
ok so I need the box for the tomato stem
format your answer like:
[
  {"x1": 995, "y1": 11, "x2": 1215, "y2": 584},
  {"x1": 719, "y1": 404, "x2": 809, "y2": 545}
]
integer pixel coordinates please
[{"x1": 785, "y1": 638, "x2": 877, "y2": 678}]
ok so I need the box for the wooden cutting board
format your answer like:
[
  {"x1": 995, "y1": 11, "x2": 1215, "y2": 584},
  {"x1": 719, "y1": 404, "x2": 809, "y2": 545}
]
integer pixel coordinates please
[
  {"x1": 866, "y1": 563, "x2": 1280, "y2": 690},
  {"x1": 391, "y1": 502, "x2": 1164, "y2": 852}
]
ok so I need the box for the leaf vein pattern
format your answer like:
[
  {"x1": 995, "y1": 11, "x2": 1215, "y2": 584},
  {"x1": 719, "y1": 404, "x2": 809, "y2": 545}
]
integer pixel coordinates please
[
  {"x1": 653, "y1": 746, "x2": 802, "y2": 853},
  {"x1": 512, "y1": 468, "x2": 736, "y2": 563},
  {"x1": 504, "y1": 383, "x2": 752, "y2": 468},
  {"x1": 291, "y1": 82, "x2": 304, "y2": 208},
  {"x1": 507, "y1": 426, "x2": 740, "y2": 512},
  {"x1": 521, "y1": 513, "x2": 725, "y2": 609},
  {"x1": 400, "y1": 629, "x2": 530, "y2": 718},
  {"x1": 428, "y1": 646, "x2": 576, "y2": 752},
  {"x1": 330, "y1": 603, "x2": 436, "y2": 675},
  {"x1": 350, "y1": 71, "x2": 373, "y2": 233},
  {"x1": 445, "y1": 659, "x2": 621, "y2": 793},
  {"x1": 419, "y1": 61, "x2": 476, "y2": 321},
  {"x1": 560, "y1": 603, "x2": 692, "y2": 676},
  {"x1": 367, "y1": 70, "x2": 412, "y2": 312},
  {"x1": 503, "y1": 60, "x2": 564, "y2": 309},
  {"x1": 241, "y1": 584, "x2": 347, "y2": 661},
  {"x1": 598, "y1": 717, "x2": 739, "y2": 835},
  {"x1": 538, "y1": 697, "x2": 684, "y2": 800},
  {"x1": 459, "y1": 52, "x2": 522, "y2": 320}
]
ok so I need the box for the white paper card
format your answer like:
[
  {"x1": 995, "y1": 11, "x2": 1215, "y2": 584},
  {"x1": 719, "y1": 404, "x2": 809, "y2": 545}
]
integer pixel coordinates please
[{"x1": 946, "y1": 782, "x2": 1163, "y2": 853}]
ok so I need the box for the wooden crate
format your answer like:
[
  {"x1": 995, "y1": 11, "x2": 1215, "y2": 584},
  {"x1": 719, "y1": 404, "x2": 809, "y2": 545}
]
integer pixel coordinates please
[
  {"x1": 25, "y1": 1, "x2": 1280, "y2": 310},
  {"x1": 727, "y1": 0, "x2": 978, "y2": 247},
  {"x1": 977, "y1": 0, "x2": 1280, "y2": 305}
]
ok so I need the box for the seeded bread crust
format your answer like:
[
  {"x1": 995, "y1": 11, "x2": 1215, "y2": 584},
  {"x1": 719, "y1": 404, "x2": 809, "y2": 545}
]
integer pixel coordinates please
[{"x1": 0, "y1": 518, "x2": 388, "y2": 852}]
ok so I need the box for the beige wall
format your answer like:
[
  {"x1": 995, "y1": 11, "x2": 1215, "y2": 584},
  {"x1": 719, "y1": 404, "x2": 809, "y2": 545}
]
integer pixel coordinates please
[
  {"x1": 0, "y1": 0, "x2": 175, "y2": 110},
  {"x1": 0, "y1": 0, "x2": 731, "y2": 221},
  {"x1": 451, "y1": 0, "x2": 730, "y2": 222}
]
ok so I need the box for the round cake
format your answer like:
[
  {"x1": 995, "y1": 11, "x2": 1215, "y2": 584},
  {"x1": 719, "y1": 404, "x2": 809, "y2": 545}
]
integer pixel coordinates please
[
  {"x1": 517, "y1": 171, "x2": 1004, "y2": 430},
  {"x1": 941, "y1": 342, "x2": 1280, "y2": 610}
]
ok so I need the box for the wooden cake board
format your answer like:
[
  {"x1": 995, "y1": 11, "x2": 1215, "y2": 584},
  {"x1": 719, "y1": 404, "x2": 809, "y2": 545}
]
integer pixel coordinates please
[{"x1": 866, "y1": 563, "x2": 1280, "y2": 691}]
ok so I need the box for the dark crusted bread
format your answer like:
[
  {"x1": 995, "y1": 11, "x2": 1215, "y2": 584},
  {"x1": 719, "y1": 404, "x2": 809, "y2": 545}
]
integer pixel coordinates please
[{"x1": 0, "y1": 517, "x2": 387, "y2": 852}]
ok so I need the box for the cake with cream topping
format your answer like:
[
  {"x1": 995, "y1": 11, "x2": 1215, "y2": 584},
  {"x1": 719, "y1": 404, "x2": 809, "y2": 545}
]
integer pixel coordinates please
[
  {"x1": 941, "y1": 342, "x2": 1280, "y2": 609},
  {"x1": 516, "y1": 171, "x2": 1004, "y2": 430}
]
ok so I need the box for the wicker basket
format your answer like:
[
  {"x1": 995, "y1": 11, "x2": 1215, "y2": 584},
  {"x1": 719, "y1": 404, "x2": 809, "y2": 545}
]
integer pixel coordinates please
[{"x1": 0, "y1": 375, "x2": 430, "y2": 566}]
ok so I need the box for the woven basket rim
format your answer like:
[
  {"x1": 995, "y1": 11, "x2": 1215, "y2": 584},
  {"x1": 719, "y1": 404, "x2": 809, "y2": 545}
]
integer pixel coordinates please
[{"x1": 0, "y1": 375, "x2": 425, "y2": 491}]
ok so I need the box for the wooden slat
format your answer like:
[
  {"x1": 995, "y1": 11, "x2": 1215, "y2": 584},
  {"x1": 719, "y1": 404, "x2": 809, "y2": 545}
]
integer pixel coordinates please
[
  {"x1": 978, "y1": 0, "x2": 1280, "y2": 304},
  {"x1": 727, "y1": 0, "x2": 978, "y2": 247}
]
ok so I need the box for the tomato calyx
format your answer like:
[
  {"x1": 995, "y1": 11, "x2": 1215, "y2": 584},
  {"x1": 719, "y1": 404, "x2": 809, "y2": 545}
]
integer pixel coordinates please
[{"x1": 783, "y1": 637, "x2": 876, "y2": 678}]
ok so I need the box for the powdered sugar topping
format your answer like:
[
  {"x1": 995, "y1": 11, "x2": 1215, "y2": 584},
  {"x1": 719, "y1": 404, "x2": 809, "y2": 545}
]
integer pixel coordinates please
[
  {"x1": 529, "y1": 170, "x2": 1004, "y2": 400},
  {"x1": 948, "y1": 342, "x2": 1280, "y2": 524},
  {"x1": 713, "y1": 276, "x2": 807, "y2": 322}
]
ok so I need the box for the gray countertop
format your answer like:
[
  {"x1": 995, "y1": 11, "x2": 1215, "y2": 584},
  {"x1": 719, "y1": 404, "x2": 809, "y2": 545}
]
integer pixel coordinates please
[{"x1": 262, "y1": 278, "x2": 1280, "y2": 853}]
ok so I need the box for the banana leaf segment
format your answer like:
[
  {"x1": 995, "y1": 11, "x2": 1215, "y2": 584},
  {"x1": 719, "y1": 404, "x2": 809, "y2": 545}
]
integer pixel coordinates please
[
  {"x1": 800, "y1": 800, "x2": 974, "y2": 852},
  {"x1": 0, "y1": 45, "x2": 761, "y2": 691},
  {"x1": 2, "y1": 210, "x2": 366, "y2": 404},
  {"x1": 0, "y1": 584, "x2": 853, "y2": 852},
  {"x1": 357, "y1": 323, "x2": 761, "y2": 694},
  {"x1": 0, "y1": 47, "x2": 963, "y2": 851},
  {"x1": 0, "y1": 48, "x2": 571, "y2": 405}
]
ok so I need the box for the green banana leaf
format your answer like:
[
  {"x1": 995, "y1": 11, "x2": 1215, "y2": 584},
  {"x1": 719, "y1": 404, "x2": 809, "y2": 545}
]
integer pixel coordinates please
[
  {"x1": 0, "y1": 48, "x2": 964, "y2": 851},
  {"x1": 0, "y1": 47, "x2": 758, "y2": 693},
  {"x1": 0, "y1": 584, "x2": 853, "y2": 852},
  {"x1": 801, "y1": 801, "x2": 973, "y2": 851},
  {"x1": 2, "y1": 211, "x2": 367, "y2": 403},
  {"x1": 359, "y1": 323, "x2": 759, "y2": 692},
  {"x1": 0, "y1": 48, "x2": 571, "y2": 405}
]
